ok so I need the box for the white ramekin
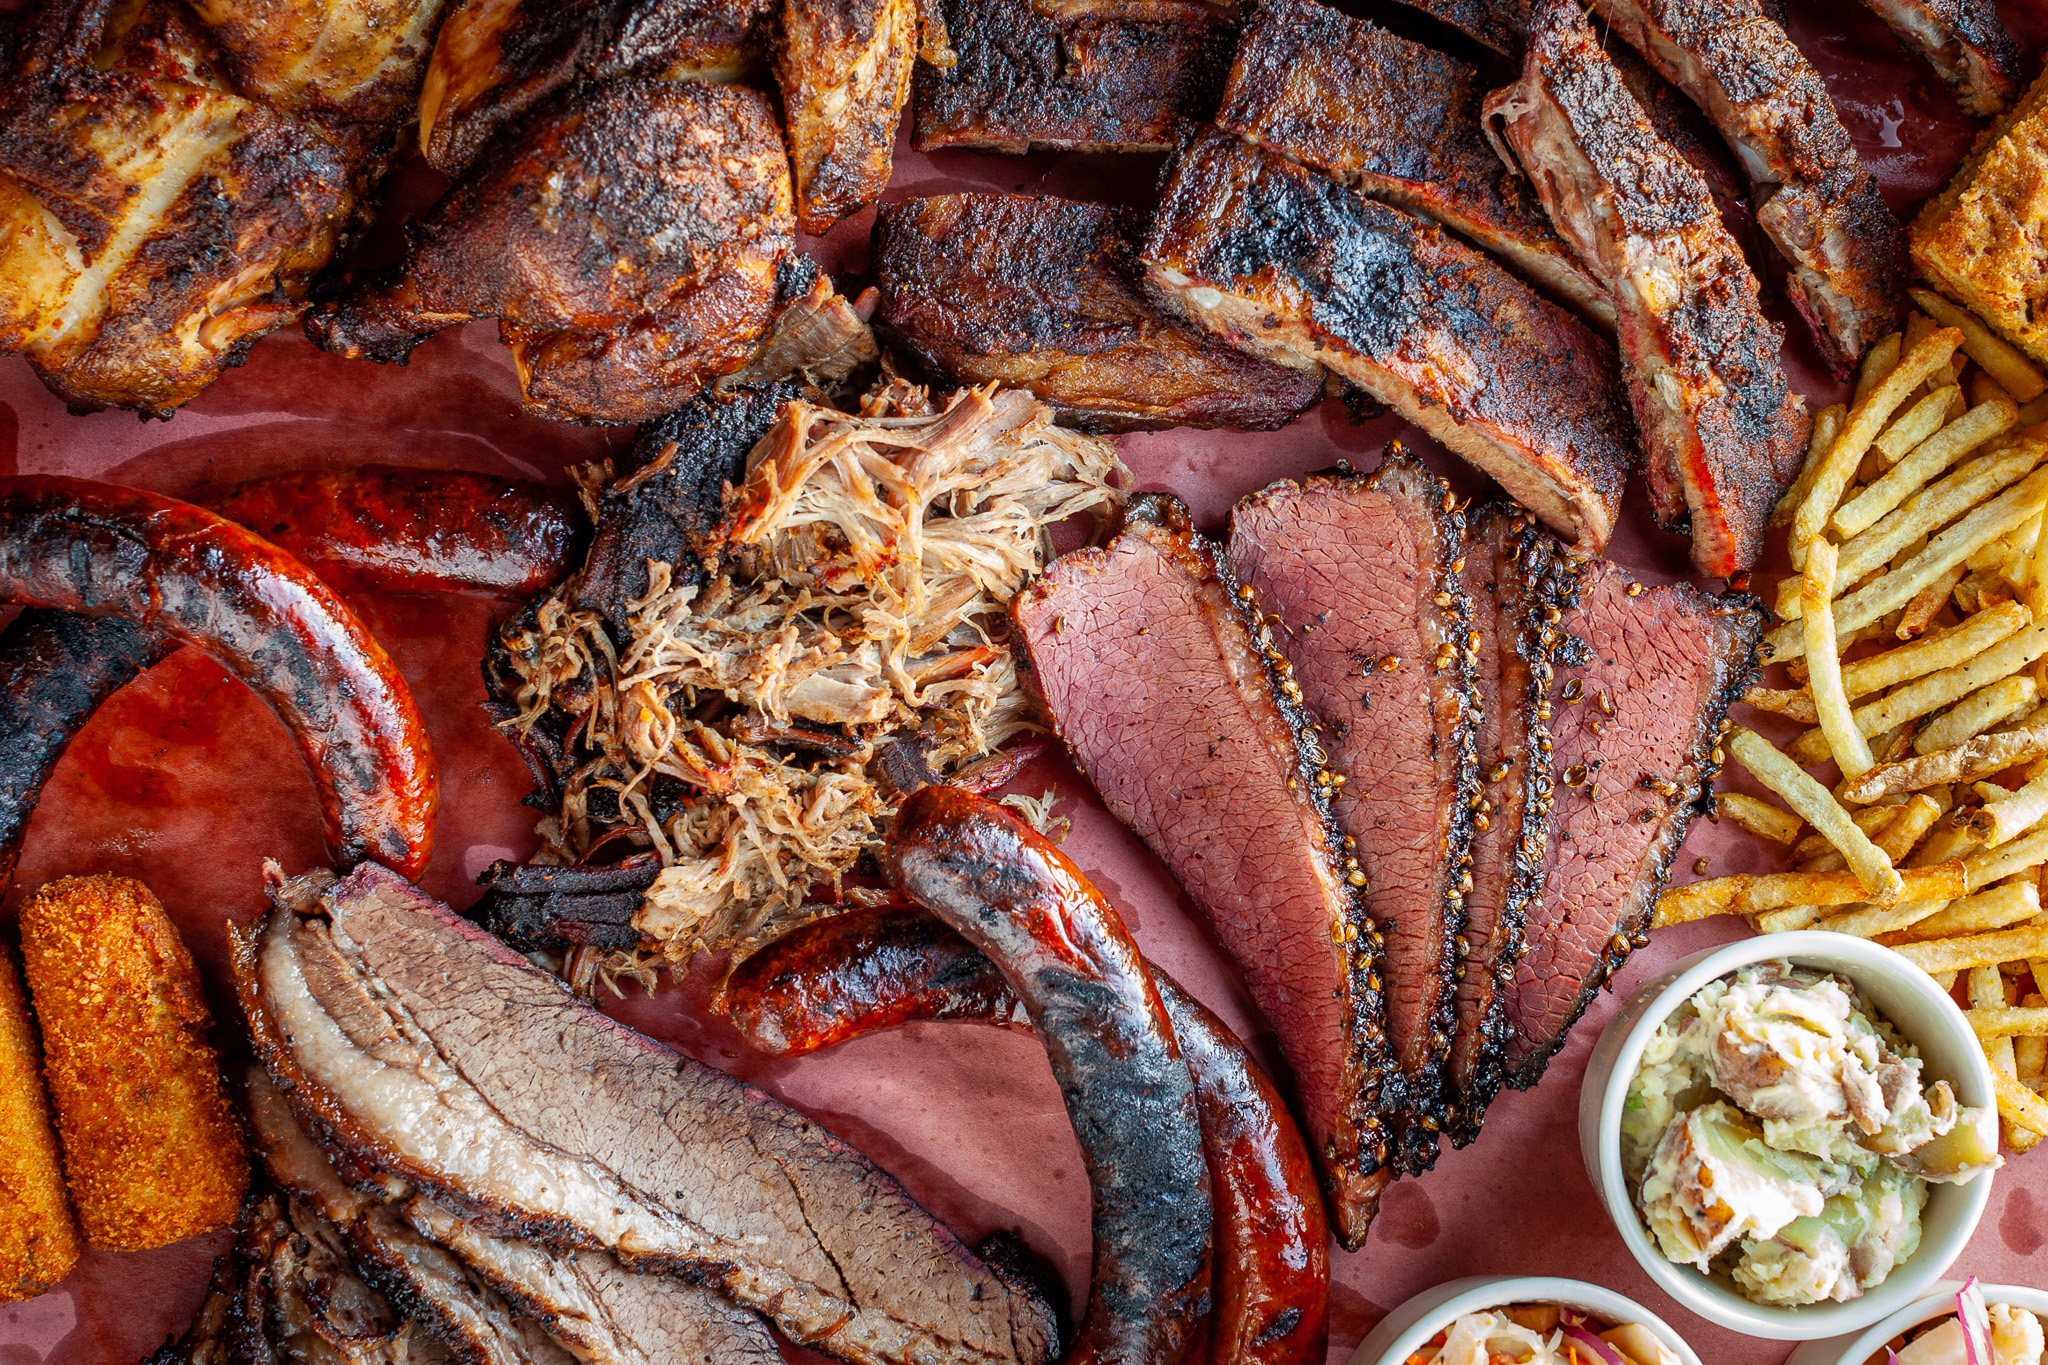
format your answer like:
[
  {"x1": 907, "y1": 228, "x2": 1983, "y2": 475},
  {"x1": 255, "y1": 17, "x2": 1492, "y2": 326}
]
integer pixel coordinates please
[
  {"x1": 1782, "y1": 1281, "x2": 2048, "y2": 1365},
  {"x1": 1346, "y1": 1275, "x2": 1704, "y2": 1365},
  {"x1": 1579, "y1": 931, "x2": 1998, "y2": 1340}
]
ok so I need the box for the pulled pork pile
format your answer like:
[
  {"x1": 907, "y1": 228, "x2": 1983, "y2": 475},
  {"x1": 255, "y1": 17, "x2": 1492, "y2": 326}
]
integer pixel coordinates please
[{"x1": 494, "y1": 383, "x2": 1125, "y2": 966}]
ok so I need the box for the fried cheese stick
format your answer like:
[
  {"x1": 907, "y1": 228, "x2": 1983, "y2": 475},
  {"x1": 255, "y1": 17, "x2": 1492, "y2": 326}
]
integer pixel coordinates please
[
  {"x1": 0, "y1": 944, "x2": 77, "y2": 1298},
  {"x1": 18, "y1": 875, "x2": 246, "y2": 1249}
]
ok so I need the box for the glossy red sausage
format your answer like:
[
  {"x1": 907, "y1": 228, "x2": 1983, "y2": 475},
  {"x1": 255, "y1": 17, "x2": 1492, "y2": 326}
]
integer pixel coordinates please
[
  {"x1": 0, "y1": 477, "x2": 438, "y2": 877},
  {"x1": 207, "y1": 465, "x2": 580, "y2": 597},
  {"x1": 889, "y1": 787, "x2": 1213, "y2": 1365},
  {"x1": 722, "y1": 905, "x2": 1330, "y2": 1365}
]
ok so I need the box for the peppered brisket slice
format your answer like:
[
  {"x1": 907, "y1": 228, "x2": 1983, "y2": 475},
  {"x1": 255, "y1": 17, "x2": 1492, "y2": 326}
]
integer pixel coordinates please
[
  {"x1": 872, "y1": 194, "x2": 1324, "y2": 432},
  {"x1": 1499, "y1": 557, "x2": 1763, "y2": 1088},
  {"x1": 1225, "y1": 449, "x2": 1478, "y2": 1175},
  {"x1": 1139, "y1": 128, "x2": 1633, "y2": 553},
  {"x1": 1487, "y1": 0, "x2": 1808, "y2": 578},
  {"x1": 1012, "y1": 494, "x2": 1398, "y2": 1249},
  {"x1": 911, "y1": 0, "x2": 1236, "y2": 153},
  {"x1": 1443, "y1": 505, "x2": 1564, "y2": 1145},
  {"x1": 1215, "y1": 0, "x2": 1611, "y2": 331}
]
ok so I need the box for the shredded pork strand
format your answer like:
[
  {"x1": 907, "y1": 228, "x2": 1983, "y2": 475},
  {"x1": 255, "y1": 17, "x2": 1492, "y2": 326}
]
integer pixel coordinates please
[{"x1": 498, "y1": 383, "x2": 1125, "y2": 965}]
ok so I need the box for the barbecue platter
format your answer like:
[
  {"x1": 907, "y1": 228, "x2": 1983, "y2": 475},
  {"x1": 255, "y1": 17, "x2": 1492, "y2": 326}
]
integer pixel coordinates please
[{"x1": 0, "y1": 0, "x2": 2042, "y2": 1359}]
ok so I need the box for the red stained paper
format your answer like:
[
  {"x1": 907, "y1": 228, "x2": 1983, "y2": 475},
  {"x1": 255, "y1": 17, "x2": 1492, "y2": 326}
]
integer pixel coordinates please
[{"x1": 2, "y1": 2, "x2": 2045, "y2": 1361}]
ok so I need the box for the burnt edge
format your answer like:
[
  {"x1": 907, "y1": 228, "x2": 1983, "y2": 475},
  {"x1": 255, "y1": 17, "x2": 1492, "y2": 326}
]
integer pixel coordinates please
[{"x1": 1499, "y1": 575, "x2": 1766, "y2": 1091}]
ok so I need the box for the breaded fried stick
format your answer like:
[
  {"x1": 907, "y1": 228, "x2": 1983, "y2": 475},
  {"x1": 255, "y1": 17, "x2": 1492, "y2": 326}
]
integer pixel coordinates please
[
  {"x1": 0, "y1": 943, "x2": 77, "y2": 1298},
  {"x1": 19, "y1": 875, "x2": 246, "y2": 1249}
]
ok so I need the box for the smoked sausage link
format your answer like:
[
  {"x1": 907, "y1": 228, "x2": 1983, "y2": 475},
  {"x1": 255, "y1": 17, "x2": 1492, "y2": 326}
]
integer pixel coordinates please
[
  {"x1": 0, "y1": 477, "x2": 438, "y2": 877},
  {"x1": 888, "y1": 786, "x2": 1213, "y2": 1365}
]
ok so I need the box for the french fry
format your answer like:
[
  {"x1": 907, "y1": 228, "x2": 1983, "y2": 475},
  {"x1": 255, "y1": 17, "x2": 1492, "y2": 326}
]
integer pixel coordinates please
[
  {"x1": 1715, "y1": 792, "x2": 1802, "y2": 845},
  {"x1": 1900, "y1": 565, "x2": 1968, "y2": 638},
  {"x1": 1893, "y1": 923, "x2": 2048, "y2": 973},
  {"x1": 1802, "y1": 541, "x2": 1876, "y2": 778},
  {"x1": 1967, "y1": 1004, "x2": 2048, "y2": 1037},
  {"x1": 1968, "y1": 771, "x2": 2048, "y2": 846},
  {"x1": 1970, "y1": 964, "x2": 2035, "y2": 1148},
  {"x1": 1972, "y1": 372, "x2": 2016, "y2": 409},
  {"x1": 1910, "y1": 287, "x2": 2048, "y2": 403},
  {"x1": 1653, "y1": 879, "x2": 1739, "y2": 927},
  {"x1": 1877, "y1": 792, "x2": 1946, "y2": 859},
  {"x1": 1913, "y1": 675, "x2": 2038, "y2": 753},
  {"x1": 2022, "y1": 390, "x2": 2048, "y2": 429},
  {"x1": 1823, "y1": 438, "x2": 2042, "y2": 597},
  {"x1": 1730, "y1": 728, "x2": 1903, "y2": 901},
  {"x1": 1788, "y1": 619, "x2": 2048, "y2": 765},
  {"x1": 1742, "y1": 686, "x2": 1819, "y2": 723},
  {"x1": 1873, "y1": 385, "x2": 1964, "y2": 463},
  {"x1": 2028, "y1": 504, "x2": 2048, "y2": 617},
  {"x1": 1756, "y1": 904, "x2": 1828, "y2": 933},
  {"x1": 1963, "y1": 824, "x2": 2048, "y2": 889},
  {"x1": 2016, "y1": 993, "x2": 2047, "y2": 1079},
  {"x1": 1905, "y1": 310, "x2": 1936, "y2": 353},
  {"x1": 1791, "y1": 327, "x2": 1964, "y2": 570},
  {"x1": 1989, "y1": 1066, "x2": 2048, "y2": 1136},
  {"x1": 1734, "y1": 862, "x2": 1964, "y2": 912},
  {"x1": 1891, "y1": 880, "x2": 2040, "y2": 941},
  {"x1": 1854, "y1": 332, "x2": 1903, "y2": 409},
  {"x1": 1791, "y1": 803, "x2": 1903, "y2": 860},
  {"x1": 1833, "y1": 397, "x2": 2020, "y2": 538},
  {"x1": 1772, "y1": 404, "x2": 1847, "y2": 528},
  {"x1": 1842, "y1": 717, "x2": 2048, "y2": 802},
  {"x1": 1765, "y1": 459, "x2": 2048, "y2": 662}
]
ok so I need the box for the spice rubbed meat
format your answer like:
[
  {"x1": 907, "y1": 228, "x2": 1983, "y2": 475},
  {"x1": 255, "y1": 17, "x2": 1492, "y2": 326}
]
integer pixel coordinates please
[
  {"x1": 1013, "y1": 494, "x2": 1398, "y2": 1248},
  {"x1": 1140, "y1": 128, "x2": 1632, "y2": 552},
  {"x1": 1226, "y1": 451, "x2": 1479, "y2": 1173},
  {"x1": 873, "y1": 194, "x2": 1324, "y2": 432},
  {"x1": 1487, "y1": 0, "x2": 1808, "y2": 578},
  {"x1": 1854, "y1": 0, "x2": 2021, "y2": 117}
]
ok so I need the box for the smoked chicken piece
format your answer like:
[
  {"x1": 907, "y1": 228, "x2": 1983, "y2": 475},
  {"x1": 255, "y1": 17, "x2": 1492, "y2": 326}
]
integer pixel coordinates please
[
  {"x1": 1488, "y1": 0, "x2": 1808, "y2": 577},
  {"x1": 1443, "y1": 506, "x2": 1562, "y2": 1144},
  {"x1": 1140, "y1": 128, "x2": 1632, "y2": 552},
  {"x1": 778, "y1": 0, "x2": 917, "y2": 235},
  {"x1": 305, "y1": 77, "x2": 792, "y2": 423},
  {"x1": 1500, "y1": 557, "x2": 1762, "y2": 1087},
  {"x1": 0, "y1": 0, "x2": 350, "y2": 416},
  {"x1": 417, "y1": 0, "x2": 774, "y2": 173},
  {"x1": 1858, "y1": 0, "x2": 2020, "y2": 118},
  {"x1": 1226, "y1": 452, "x2": 1480, "y2": 1174},
  {"x1": 913, "y1": 0, "x2": 1236, "y2": 153},
  {"x1": 873, "y1": 194, "x2": 1324, "y2": 432},
  {"x1": 1586, "y1": 0, "x2": 1907, "y2": 374},
  {"x1": 186, "y1": 0, "x2": 447, "y2": 132},
  {"x1": 1216, "y1": 0, "x2": 1610, "y2": 330},
  {"x1": 1014, "y1": 494, "x2": 1399, "y2": 1249}
]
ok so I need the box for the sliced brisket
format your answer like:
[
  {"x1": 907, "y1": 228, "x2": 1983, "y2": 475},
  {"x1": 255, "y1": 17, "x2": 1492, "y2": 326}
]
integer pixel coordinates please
[
  {"x1": 1225, "y1": 450, "x2": 1478, "y2": 1173},
  {"x1": 1215, "y1": 0, "x2": 1611, "y2": 330},
  {"x1": 1443, "y1": 506, "x2": 1565, "y2": 1145},
  {"x1": 1012, "y1": 495, "x2": 1397, "y2": 1249},
  {"x1": 235, "y1": 864, "x2": 1059, "y2": 1365},
  {"x1": 1500, "y1": 558, "x2": 1762, "y2": 1086},
  {"x1": 872, "y1": 194, "x2": 1324, "y2": 432},
  {"x1": 1140, "y1": 128, "x2": 1632, "y2": 552}
]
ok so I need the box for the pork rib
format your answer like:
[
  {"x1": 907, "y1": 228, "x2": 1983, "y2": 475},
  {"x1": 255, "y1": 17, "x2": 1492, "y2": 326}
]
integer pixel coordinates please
[
  {"x1": 1587, "y1": 0, "x2": 1907, "y2": 372},
  {"x1": 1215, "y1": 0, "x2": 1611, "y2": 330},
  {"x1": 1013, "y1": 495, "x2": 1397, "y2": 1249},
  {"x1": 1140, "y1": 128, "x2": 1632, "y2": 552},
  {"x1": 873, "y1": 194, "x2": 1324, "y2": 432},
  {"x1": 1500, "y1": 559, "x2": 1763, "y2": 1086},
  {"x1": 234, "y1": 864, "x2": 1058, "y2": 1365},
  {"x1": 1487, "y1": 0, "x2": 1808, "y2": 577},
  {"x1": 1856, "y1": 0, "x2": 2021, "y2": 118},
  {"x1": 1444, "y1": 505, "x2": 1565, "y2": 1144},
  {"x1": 1226, "y1": 450, "x2": 1478, "y2": 1173}
]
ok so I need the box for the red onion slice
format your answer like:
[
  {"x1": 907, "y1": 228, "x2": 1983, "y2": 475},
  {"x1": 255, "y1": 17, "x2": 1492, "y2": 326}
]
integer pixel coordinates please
[{"x1": 1560, "y1": 1323, "x2": 1630, "y2": 1365}]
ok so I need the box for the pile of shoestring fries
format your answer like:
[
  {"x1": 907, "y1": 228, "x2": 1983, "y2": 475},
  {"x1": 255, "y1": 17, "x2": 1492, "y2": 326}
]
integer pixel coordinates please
[{"x1": 1656, "y1": 286, "x2": 2048, "y2": 1153}]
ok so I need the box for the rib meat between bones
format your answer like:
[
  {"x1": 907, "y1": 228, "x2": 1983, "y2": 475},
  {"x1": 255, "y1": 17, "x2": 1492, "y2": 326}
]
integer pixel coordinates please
[{"x1": 1855, "y1": 0, "x2": 2021, "y2": 118}]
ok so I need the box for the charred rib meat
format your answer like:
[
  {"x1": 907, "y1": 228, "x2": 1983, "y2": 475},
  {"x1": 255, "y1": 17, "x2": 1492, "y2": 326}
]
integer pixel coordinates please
[
  {"x1": 1856, "y1": 0, "x2": 2021, "y2": 118},
  {"x1": 873, "y1": 194, "x2": 1325, "y2": 432},
  {"x1": 1141, "y1": 129, "x2": 1633, "y2": 551},
  {"x1": 778, "y1": 0, "x2": 918, "y2": 234},
  {"x1": 913, "y1": 0, "x2": 1236, "y2": 153},
  {"x1": 1488, "y1": 0, "x2": 1808, "y2": 577}
]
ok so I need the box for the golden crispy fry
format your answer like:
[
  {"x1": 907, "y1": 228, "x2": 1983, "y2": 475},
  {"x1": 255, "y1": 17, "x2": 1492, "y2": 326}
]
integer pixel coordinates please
[
  {"x1": 1988, "y1": 1066, "x2": 2048, "y2": 1136},
  {"x1": 1756, "y1": 904, "x2": 1829, "y2": 933},
  {"x1": 1874, "y1": 385, "x2": 1964, "y2": 462},
  {"x1": 1844, "y1": 718, "x2": 2048, "y2": 802},
  {"x1": 1731, "y1": 728, "x2": 1903, "y2": 901},
  {"x1": 1715, "y1": 792, "x2": 1803, "y2": 845},
  {"x1": 1837, "y1": 608, "x2": 2013, "y2": 698},
  {"x1": 2028, "y1": 508, "x2": 2048, "y2": 617},
  {"x1": 1824, "y1": 438, "x2": 2041, "y2": 598},
  {"x1": 1768, "y1": 458, "x2": 2048, "y2": 661},
  {"x1": 1854, "y1": 332, "x2": 1903, "y2": 409},
  {"x1": 1834, "y1": 397, "x2": 2019, "y2": 538},
  {"x1": 1803, "y1": 541, "x2": 1876, "y2": 778},
  {"x1": 1891, "y1": 879, "x2": 2040, "y2": 941},
  {"x1": 1910, "y1": 287, "x2": 2048, "y2": 403},
  {"x1": 18, "y1": 875, "x2": 247, "y2": 1251},
  {"x1": 1878, "y1": 792, "x2": 1947, "y2": 859},
  {"x1": 1791, "y1": 803, "x2": 1902, "y2": 860},
  {"x1": 1734, "y1": 862, "x2": 1964, "y2": 913},
  {"x1": 1654, "y1": 879, "x2": 1738, "y2": 926},
  {"x1": 1972, "y1": 372, "x2": 2016, "y2": 409},
  {"x1": 1914, "y1": 676, "x2": 2038, "y2": 753},
  {"x1": 1901, "y1": 565, "x2": 1969, "y2": 638},
  {"x1": 1961, "y1": 824, "x2": 2048, "y2": 889},
  {"x1": 1792, "y1": 328, "x2": 1965, "y2": 570},
  {"x1": 2016, "y1": 993, "x2": 2047, "y2": 1078},
  {"x1": 1967, "y1": 771, "x2": 2048, "y2": 846},
  {"x1": 1894, "y1": 923, "x2": 2048, "y2": 973},
  {"x1": 0, "y1": 946, "x2": 77, "y2": 1301},
  {"x1": 1789, "y1": 619, "x2": 2048, "y2": 764},
  {"x1": 1968, "y1": 1004, "x2": 2048, "y2": 1037},
  {"x1": 1772, "y1": 404, "x2": 1847, "y2": 528},
  {"x1": 2022, "y1": 390, "x2": 2048, "y2": 429},
  {"x1": 1742, "y1": 686, "x2": 1819, "y2": 723},
  {"x1": 1970, "y1": 964, "x2": 2036, "y2": 1148}
]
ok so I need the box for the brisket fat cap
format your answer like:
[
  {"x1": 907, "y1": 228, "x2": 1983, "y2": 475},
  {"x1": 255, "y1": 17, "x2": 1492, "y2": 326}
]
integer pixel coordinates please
[
  {"x1": 1224, "y1": 448, "x2": 1479, "y2": 1175},
  {"x1": 1443, "y1": 505, "x2": 1567, "y2": 1146},
  {"x1": 233, "y1": 863, "x2": 1058, "y2": 1365},
  {"x1": 1012, "y1": 493, "x2": 1398, "y2": 1249},
  {"x1": 1502, "y1": 559, "x2": 1764, "y2": 1085}
]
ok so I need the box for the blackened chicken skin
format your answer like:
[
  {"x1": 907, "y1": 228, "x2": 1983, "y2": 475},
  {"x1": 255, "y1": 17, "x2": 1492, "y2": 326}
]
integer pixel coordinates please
[
  {"x1": 1588, "y1": 0, "x2": 1906, "y2": 373},
  {"x1": 1488, "y1": 0, "x2": 1808, "y2": 577},
  {"x1": 185, "y1": 0, "x2": 447, "y2": 130},
  {"x1": 778, "y1": 0, "x2": 917, "y2": 234},
  {"x1": 306, "y1": 77, "x2": 792, "y2": 424},
  {"x1": 873, "y1": 194, "x2": 1324, "y2": 432},
  {"x1": 1856, "y1": 0, "x2": 2021, "y2": 118}
]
